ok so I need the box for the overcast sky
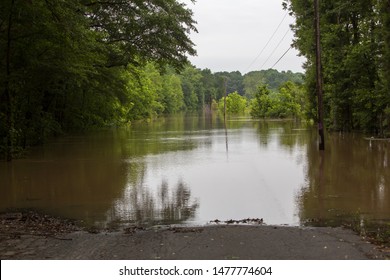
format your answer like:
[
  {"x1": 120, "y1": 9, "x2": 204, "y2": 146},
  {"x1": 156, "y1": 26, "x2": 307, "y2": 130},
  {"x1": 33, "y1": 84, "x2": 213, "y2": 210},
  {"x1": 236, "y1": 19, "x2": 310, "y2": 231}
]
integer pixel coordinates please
[{"x1": 181, "y1": 0, "x2": 306, "y2": 74}]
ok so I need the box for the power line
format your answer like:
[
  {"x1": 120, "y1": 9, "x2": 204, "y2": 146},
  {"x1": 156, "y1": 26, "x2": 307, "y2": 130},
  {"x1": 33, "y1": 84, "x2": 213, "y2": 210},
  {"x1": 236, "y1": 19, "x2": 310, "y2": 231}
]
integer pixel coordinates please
[
  {"x1": 260, "y1": 28, "x2": 291, "y2": 69},
  {"x1": 270, "y1": 46, "x2": 292, "y2": 69},
  {"x1": 244, "y1": 12, "x2": 289, "y2": 73}
]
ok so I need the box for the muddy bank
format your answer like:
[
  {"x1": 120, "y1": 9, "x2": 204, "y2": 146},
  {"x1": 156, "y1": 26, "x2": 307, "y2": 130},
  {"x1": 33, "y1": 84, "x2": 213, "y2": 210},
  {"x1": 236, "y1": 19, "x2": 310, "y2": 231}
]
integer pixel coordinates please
[
  {"x1": 0, "y1": 211, "x2": 80, "y2": 237},
  {"x1": 1, "y1": 212, "x2": 389, "y2": 260}
]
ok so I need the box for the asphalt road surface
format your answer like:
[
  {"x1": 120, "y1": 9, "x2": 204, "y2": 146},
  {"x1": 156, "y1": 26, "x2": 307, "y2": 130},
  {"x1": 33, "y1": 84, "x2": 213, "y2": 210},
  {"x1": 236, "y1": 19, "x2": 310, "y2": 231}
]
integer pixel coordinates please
[{"x1": 1, "y1": 225, "x2": 387, "y2": 260}]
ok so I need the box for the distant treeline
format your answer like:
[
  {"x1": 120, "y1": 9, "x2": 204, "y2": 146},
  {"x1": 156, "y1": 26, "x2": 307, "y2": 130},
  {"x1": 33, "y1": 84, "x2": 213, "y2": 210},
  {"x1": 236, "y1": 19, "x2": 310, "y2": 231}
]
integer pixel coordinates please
[{"x1": 215, "y1": 69, "x2": 304, "y2": 98}]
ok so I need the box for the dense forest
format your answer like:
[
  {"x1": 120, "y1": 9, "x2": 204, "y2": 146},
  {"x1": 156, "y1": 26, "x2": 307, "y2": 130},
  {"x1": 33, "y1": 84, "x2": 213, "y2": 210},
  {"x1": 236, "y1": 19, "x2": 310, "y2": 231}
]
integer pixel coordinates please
[
  {"x1": 0, "y1": 0, "x2": 303, "y2": 161},
  {"x1": 283, "y1": 0, "x2": 390, "y2": 135},
  {"x1": 2, "y1": 0, "x2": 389, "y2": 161},
  {"x1": 0, "y1": 0, "x2": 197, "y2": 160}
]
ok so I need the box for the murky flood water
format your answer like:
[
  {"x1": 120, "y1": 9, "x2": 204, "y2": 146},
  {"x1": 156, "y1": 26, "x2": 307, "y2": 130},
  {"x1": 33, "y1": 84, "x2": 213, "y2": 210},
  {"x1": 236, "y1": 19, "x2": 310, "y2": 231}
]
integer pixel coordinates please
[{"x1": 1, "y1": 114, "x2": 389, "y2": 228}]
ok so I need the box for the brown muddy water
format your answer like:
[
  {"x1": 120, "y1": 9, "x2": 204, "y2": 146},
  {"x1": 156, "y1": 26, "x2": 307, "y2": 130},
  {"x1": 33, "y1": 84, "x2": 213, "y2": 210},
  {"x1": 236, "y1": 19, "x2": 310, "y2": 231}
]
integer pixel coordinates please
[{"x1": 0, "y1": 114, "x2": 389, "y2": 228}]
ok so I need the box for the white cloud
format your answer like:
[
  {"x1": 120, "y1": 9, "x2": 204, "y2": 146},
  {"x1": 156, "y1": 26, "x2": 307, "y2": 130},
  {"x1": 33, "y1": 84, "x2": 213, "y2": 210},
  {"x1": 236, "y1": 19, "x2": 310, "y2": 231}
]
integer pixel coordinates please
[{"x1": 181, "y1": 0, "x2": 306, "y2": 73}]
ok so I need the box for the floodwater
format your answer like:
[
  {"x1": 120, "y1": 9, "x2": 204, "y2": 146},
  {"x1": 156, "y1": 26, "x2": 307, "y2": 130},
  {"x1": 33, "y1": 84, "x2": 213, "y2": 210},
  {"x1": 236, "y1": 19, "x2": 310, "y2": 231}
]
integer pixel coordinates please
[{"x1": 0, "y1": 114, "x2": 389, "y2": 228}]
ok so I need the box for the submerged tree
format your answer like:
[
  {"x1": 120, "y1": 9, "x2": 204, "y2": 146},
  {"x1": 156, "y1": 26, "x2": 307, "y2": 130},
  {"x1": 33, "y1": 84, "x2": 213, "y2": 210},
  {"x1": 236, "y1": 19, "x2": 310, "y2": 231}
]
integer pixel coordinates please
[
  {"x1": 250, "y1": 85, "x2": 273, "y2": 119},
  {"x1": 218, "y1": 91, "x2": 247, "y2": 115}
]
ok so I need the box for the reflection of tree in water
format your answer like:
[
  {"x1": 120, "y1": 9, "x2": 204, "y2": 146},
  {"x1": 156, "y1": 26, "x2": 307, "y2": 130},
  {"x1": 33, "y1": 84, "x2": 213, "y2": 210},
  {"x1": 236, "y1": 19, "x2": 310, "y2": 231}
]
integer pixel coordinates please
[
  {"x1": 298, "y1": 134, "x2": 390, "y2": 227},
  {"x1": 253, "y1": 120, "x2": 312, "y2": 151},
  {"x1": 110, "y1": 178, "x2": 199, "y2": 227},
  {"x1": 159, "y1": 180, "x2": 199, "y2": 224}
]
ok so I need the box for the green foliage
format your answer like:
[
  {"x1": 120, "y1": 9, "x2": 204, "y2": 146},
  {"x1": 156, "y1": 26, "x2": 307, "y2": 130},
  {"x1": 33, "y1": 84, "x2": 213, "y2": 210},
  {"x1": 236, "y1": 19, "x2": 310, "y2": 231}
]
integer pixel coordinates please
[
  {"x1": 278, "y1": 81, "x2": 306, "y2": 119},
  {"x1": 250, "y1": 85, "x2": 273, "y2": 118},
  {"x1": 123, "y1": 65, "x2": 160, "y2": 121},
  {"x1": 250, "y1": 82, "x2": 306, "y2": 119},
  {"x1": 243, "y1": 69, "x2": 304, "y2": 99},
  {"x1": 161, "y1": 73, "x2": 185, "y2": 114},
  {"x1": 284, "y1": 0, "x2": 390, "y2": 135},
  {"x1": 0, "y1": 0, "x2": 307, "y2": 160},
  {"x1": 201, "y1": 69, "x2": 225, "y2": 105},
  {"x1": 218, "y1": 92, "x2": 247, "y2": 115},
  {"x1": 202, "y1": 69, "x2": 304, "y2": 104},
  {"x1": 0, "y1": 0, "x2": 197, "y2": 160},
  {"x1": 180, "y1": 65, "x2": 204, "y2": 111},
  {"x1": 215, "y1": 71, "x2": 245, "y2": 96},
  {"x1": 84, "y1": 0, "x2": 197, "y2": 70},
  {"x1": 119, "y1": 63, "x2": 187, "y2": 121}
]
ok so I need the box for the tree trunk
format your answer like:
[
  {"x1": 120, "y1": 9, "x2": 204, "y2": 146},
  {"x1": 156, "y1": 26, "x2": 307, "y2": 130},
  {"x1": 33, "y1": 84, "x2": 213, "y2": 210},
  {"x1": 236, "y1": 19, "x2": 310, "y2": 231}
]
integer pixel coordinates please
[
  {"x1": 315, "y1": 0, "x2": 325, "y2": 150},
  {"x1": 4, "y1": 0, "x2": 16, "y2": 161}
]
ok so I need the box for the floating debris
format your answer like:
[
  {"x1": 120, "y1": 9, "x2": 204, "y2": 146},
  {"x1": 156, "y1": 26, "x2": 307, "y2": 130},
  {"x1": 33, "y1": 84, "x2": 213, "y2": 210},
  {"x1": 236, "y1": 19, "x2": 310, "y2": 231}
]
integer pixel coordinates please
[
  {"x1": 209, "y1": 218, "x2": 264, "y2": 225},
  {"x1": 170, "y1": 227, "x2": 204, "y2": 234},
  {"x1": 124, "y1": 226, "x2": 146, "y2": 235}
]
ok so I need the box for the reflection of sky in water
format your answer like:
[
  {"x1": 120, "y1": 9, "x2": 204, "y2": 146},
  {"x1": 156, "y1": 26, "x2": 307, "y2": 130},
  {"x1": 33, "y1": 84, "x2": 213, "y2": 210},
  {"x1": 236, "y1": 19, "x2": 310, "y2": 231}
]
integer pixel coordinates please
[
  {"x1": 1, "y1": 115, "x2": 389, "y2": 228},
  {"x1": 112, "y1": 125, "x2": 306, "y2": 226}
]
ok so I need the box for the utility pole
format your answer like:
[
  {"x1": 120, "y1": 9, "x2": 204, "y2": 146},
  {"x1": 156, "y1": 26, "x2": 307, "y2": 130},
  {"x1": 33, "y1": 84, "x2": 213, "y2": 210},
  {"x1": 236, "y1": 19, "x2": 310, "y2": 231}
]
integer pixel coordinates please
[
  {"x1": 223, "y1": 77, "x2": 228, "y2": 120},
  {"x1": 5, "y1": 0, "x2": 16, "y2": 161},
  {"x1": 315, "y1": 0, "x2": 325, "y2": 151}
]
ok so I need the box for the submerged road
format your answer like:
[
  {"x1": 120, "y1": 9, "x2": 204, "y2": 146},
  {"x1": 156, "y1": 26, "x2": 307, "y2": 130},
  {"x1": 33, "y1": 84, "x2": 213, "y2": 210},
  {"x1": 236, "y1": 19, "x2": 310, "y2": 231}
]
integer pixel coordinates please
[{"x1": 0, "y1": 225, "x2": 387, "y2": 260}]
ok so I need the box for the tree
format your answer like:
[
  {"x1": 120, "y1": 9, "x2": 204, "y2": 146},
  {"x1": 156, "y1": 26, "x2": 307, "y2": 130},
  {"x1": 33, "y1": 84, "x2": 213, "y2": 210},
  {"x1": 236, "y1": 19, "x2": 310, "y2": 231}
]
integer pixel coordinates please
[
  {"x1": 283, "y1": 0, "x2": 390, "y2": 135},
  {"x1": 278, "y1": 81, "x2": 306, "y2": 119},
  {"x1": 243, "y1": 71, "x2": 266, "y2": 99},
  {"x1": 218, "y1": 91, "x2": 247, "y2": 115},
  {"x1": 250, "y1": 85, "x2": 273, "y2": 118},
  {"x1": 215, "y1": 71, "x2": 245, "y2": 96},
  {"x1": 161, "y1": 73, "x2": 185, "y2": 114},
  {"x1": 123, "y1": 64, "x2": 162, "y2": 121},
  {"x1": 249, "y1": 81, "x2": 306, "y2": 119},
  {"x1": 83, "y1": 0, "x2": 197, "y2": 70},
  {"x1": 1, "y1": 0, "x2": 106, "y2": 153},
  {"x1": 202, "y1": 69, "x2": 219, "y2": 106},
  {"x1": 0, "y1": 0, "x2": 198, "y2": 160},
  {"x1": 180, "y1": 65, "x2": 204, "y2": 111},
  {"x1": 243, "y1": 69, "x2": 304, "y2": 99},
  {"x1": 378, "y1": 0, "x2": 390, "y2": 135}
]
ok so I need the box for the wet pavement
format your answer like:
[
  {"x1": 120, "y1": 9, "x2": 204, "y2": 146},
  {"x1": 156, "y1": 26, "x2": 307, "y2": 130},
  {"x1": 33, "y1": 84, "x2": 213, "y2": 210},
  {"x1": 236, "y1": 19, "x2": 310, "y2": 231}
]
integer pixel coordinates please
[{"x1": 0, "y1": 225, "x2": 387, "y2": 260}]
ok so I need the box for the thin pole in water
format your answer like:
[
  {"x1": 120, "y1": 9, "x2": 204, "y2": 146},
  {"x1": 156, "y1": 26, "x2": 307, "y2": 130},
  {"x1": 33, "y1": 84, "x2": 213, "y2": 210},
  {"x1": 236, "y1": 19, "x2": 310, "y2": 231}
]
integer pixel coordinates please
[{"x1": 223, "y1": 77, "x2": 227, "y2": 120}]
